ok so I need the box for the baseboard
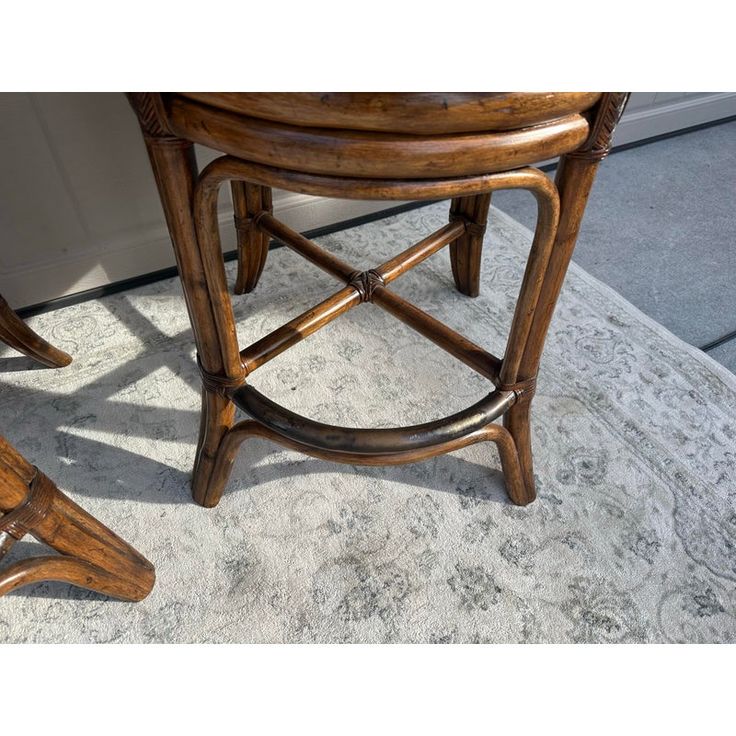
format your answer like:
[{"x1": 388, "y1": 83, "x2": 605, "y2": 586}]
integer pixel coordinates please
[{"x1": 614, "y1": 92, "x2": 736, "y2": 147}]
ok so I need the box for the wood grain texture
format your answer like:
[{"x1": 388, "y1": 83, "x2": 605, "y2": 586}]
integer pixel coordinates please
[
  {"x1": 0, "y1": 293, "x2": 72, "y2": 368},
  {"x1": 232, "y1": 181, "x2": 272, "y2": 294},
  {"x1": 180, "y1": 92, "x2": 602, "y2": 134},
  {"x1": 167, "y1": 95, "x2": 591, "y2": 179},
  {"x1": 0, "y1": 435, "x2": 154, "y2": 600}
]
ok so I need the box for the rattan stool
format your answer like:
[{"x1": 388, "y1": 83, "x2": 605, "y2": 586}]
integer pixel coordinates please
[{"x1": 129, "y1": 93, "x2": 628, "y2": 508}]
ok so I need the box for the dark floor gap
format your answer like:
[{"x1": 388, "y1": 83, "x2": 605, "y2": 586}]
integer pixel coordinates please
[{"x1": 700, "y1": 329, "x2": 736, "y2": 353}]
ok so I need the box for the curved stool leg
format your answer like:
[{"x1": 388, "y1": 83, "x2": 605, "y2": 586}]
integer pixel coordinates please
[
  {"x1": 0, "y1": 294, "x2": 72, "y2": 368},
  {"x1": 503, "y1": 154, "x2": 603, "y2": 503},
  {"x1": 232, "y1": 181, "x2": 273, "y2": 295},
  {"x1": 138, "y1": 134, "x2": 245, "y2": 506},
  {"x1": 0, "y1": 436, "x2": 155, "y2": 601}
]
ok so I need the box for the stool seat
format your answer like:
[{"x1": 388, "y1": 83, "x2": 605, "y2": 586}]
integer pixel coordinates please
[
  {"x1": 160, "y1": 93, "x2": 599, "y2": 179},
  {"x1": 181, "y1": 92, "x2": 602, "y2": 134}
]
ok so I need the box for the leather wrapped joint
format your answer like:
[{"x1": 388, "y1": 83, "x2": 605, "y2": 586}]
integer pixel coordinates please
[
  {"x1": 197, "y1": 354, "x2": 246, "y2": 396},
  {"x1": 0, "y1": 467, "x2": 55, "y2": 540},
  {"x1": 497, "y1": 374, "x2": 537, "y2": 400},
  {"x1": 449, "y1": 213, "x2": 486, "y2": 237}
]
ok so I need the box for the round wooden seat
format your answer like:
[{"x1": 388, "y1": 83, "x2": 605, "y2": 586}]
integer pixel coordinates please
[
  {"x1": 180, "y1": 92, "x2": 601, "y2": 134},
  {"x1": 161, "y1": 92, "x2": 600, "y2": 179}
]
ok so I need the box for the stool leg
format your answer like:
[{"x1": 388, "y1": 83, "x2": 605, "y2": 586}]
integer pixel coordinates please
[
  {"x1": 503, "y1": 154, "x2": 601, "y2": 502},
  {"x1": 143, "y1": 137, "x2": 244, "y2": 507},
  {"x1": 449, "y1": 193, "x2": 492, "y2": 297},
  {"x1": 0, "y1": 436, "x2": 155, "y2": 600},
  {"x1": 0, "y1": 294, "x2": 72, "y2": 368},
  {"x1": 232, "y1": 182, "x2": 273, "y2": 295}
]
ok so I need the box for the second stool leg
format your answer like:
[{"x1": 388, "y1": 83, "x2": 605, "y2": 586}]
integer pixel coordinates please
[
  {"x1": 449, "y1": 192, "x2": 492, "y2": 297},
  {"x1": 232, "y1": 182, "x2": 273, "y2": 295}
]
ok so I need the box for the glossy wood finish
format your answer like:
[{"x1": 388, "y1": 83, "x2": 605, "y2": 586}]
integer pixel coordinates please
[
  {"x1": 0, "y1": 435, "x2": 154, "y2": 600},
  {"x1": 167, "y1": 96, "x2": 591, "y2": 179},
  {"x1": 128, "y1": 92, "x2": 629, "y2": 511},
  {"x1": 181, "y1": 92, "x2": 602, "y2": 134},
  {"x1": 0, "y1": 293, "x2": 72, "y2": 368},
  {"x1": 449, "y1": 194, "x2": 492, "y2": 297},
  {"x1": 233, "y1": 384, "x2": 516, "y2": 455},
  {"x1": 232, "y1": 181, "x2": 272, "y2": 294},
  {"x1": 210, "y1": 419, "x2": 529, "y2": 507}
]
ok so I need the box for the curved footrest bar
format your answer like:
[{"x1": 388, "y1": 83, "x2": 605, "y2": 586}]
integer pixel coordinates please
[
  {"x1": 0, "y1": 555, "x2": 153, "y2": 602},
  {"x1": 230, "y1": 384, "x2": 516, "y2": 455},
  {"x1": 205, "y1": 419, "x2": 533, "y2": 507}
]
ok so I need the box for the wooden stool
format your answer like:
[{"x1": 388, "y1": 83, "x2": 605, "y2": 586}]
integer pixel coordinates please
[{"x1": 129, "y1": 93, "x2": 628, "y2": 508}]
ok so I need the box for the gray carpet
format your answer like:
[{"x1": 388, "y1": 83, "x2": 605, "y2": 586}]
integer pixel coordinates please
[{"x1": 1, "y1": 203, "x2": 735, "y2": 643}]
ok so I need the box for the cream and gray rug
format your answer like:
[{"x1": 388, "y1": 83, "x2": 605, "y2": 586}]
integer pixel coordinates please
[{"x1": 1, "y1": 203, "x2": 735, "y2": 643}]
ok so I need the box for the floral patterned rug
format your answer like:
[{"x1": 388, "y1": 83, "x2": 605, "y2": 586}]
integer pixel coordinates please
[{"x1": 2, "y1": 202, "x2": 735, "y2": 643}]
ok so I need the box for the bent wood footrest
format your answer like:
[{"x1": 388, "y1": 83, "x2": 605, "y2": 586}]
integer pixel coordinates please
[
  {"x1": 0, "y1": 436, "x2": 155, "y2": 601},
  {"x1": 232, "y1": 385, "x2": 517, "y2": 454}
]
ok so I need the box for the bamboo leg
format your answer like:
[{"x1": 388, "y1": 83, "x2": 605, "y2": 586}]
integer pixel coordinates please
[
  {"x1": 0, "y1": 294, "x2": 72, "y2": 368},
  {"x1": 503, "y1": 154, "x2": 601, "y2": 503},
  {"x1": 143, "y1": 137, "x2": 245, "y2": 507},
  {"x1": 232, "y1": 182, "x2": 273, "y2": 295},
  {"x1": 193, "y1": 389, "x2": 237, "y2": 507},
  {"x1": 0, "y1": 436, "x2": 154, "y2": 601},
  {"x1": 449, "y1": 193, "x2": 492, "y2": 297}
]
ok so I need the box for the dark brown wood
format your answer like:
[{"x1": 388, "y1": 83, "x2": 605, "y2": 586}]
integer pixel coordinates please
[
  {"x1": 372, "y1": 287, "x2": 501, "y2": 382},
  {"x1": 502, "y1": 93, "x2": 630, "y2": 502},
  {"x1": 242, "y1": 286, "x2": 361, "y2": 373},
  {"x1": 232, "y1": 384, "x2": 516, "y2": 455},
  {"x1": 232, "y1": 181, "x2": 272, "y2": 294},
  {"x1": 191, "y1": 154, "x2": 557, "y2": 201},
  {"x1": 207, "y1": 419, "x2": 529, "y2": 508},
  {"x1": 250, "y1": 211, "x2": 356, "y2": 281},
  {"x1": 0, "y1": 293, "x2": 72, "y2": 368},
  {"x1": 135, "y1": 125, "x2": 245, "y2": 507},
  {"x1": 0, "y1": 435, "x2": 154, "y2": 600},
  {"x1": 128, "y1": 92, "x2": 627, "y2": 511},
  {"x1": 375, "y1": 220, "x2": 466, "y2": 284},
  {"x1": 449, "y1": 193, "x2": 493, "y2": 297}
]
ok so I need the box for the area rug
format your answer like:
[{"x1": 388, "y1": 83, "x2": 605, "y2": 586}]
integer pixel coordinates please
[{"x1": 1, "y1": 202, "x2": 735, "y2": 643}]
